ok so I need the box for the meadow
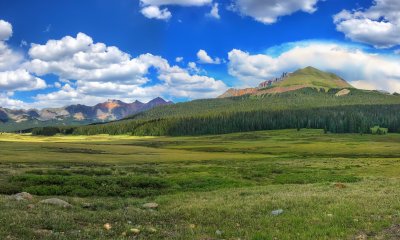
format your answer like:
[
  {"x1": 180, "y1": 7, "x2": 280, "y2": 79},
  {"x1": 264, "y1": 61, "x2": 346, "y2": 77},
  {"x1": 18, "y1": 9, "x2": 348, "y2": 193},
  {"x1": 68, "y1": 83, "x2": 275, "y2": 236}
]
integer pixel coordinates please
[{"x1": 1, "y1": 129, "x2": 400, "y2": 239}]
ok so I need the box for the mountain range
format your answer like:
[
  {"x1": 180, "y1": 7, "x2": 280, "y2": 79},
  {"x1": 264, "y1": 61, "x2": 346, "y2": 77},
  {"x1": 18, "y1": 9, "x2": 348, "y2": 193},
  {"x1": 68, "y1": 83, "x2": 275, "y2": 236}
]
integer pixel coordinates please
[
  {"x1": 5, "y1": 66, "x2": 400, "y2": 135},
  {"x1": 0, "y1": 97, "x2": 172, "y2": 131},
  {"x1": 41, "y1": 66, "x2": 399, "y2": 137}
]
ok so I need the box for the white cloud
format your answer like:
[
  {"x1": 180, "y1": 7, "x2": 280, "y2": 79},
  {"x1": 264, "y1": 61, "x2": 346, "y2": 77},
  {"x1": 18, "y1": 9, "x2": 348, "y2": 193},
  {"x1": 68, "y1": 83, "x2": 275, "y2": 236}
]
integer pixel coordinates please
[
  {"x1": 0, "y1": 42, "x2": 24, "y2": 71},
  {"x1": 0, "y1": 20, "x2": 23, "y2": 72},
  {"x1": 227, "y1": 41, "x2": 400, "y2": 92},
  {"x1": 229, "y1": 0, "x2": 320, "y2": 24},
  {"x1": 22, "y1": 33, "x2": 227, "y2": 107},
  {"x1": 197, "y1": 49, "x2": 221, "y2": 64},
  {"x1": 349, "y1": 80, "x2": 377, "y2": 91},
  {"x1": 141, "y1": 0, "x2": 212, "y2": 6},
  {"x1": 139, "y1": 0, "x2": 212, "y2": 20},
  {"x1": 29, "y1": 32, "x2": 93, "y2": 61},
  {"x1": 54, "y1": 82, "x2": 62, "y2": 88},
  {"x1": 31, "y1": 69, "x2": 226, "y2": 108},
  {"x1": 140, "y1": 5, "x2": 172, "y2": 20},
  {"x1": 0, "y1": 20, "x2": 12, "y2": 41},
  {"x1": 187, "y1": 61, "x2": 200, "y2": 73},
  {"x1": 175, "y1": 56, "x2": 184, "y2": 62},
  {"x1": 0, "y1": 69, "x2": 46, "y2": 92},
  {"x1": 0, "y1": 93, "x2": 30, "y2": 109},
  {"x1": 0, "y1": 21, "x2": 225, "y2": 109},
  {"x1": 207, "y1": 3, "x2": 220, "y2": 19},
  {"x1": 27, "y1": 33, "x2": 149, "y2": 84},
  {"x1": 333, "y1": 0, "x2": 400, "y2": 48},
  {"x1": 0, "y1": 20, "x2": 47, "y2": 96},
  {"x1": 20, "y1": 40, "x2": 28, "y2": 47},
  {"x1": 158, "y1": 65, "x2": 226, "y2": 98}
]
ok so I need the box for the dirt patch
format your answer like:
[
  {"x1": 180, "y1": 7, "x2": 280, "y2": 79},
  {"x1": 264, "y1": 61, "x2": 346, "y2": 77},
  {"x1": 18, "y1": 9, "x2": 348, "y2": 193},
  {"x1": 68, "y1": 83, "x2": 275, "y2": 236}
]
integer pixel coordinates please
[
  {"x1": 378, "y1": 224, "x2": 400, "y2": 239},
  {"x1": 218, "y1": 88, "x2": 257, "y2": 98},
  {"x1": 336, "y1": 89, "x2": 351, "y2": 96},
  {"x1": 353, "y1": 224, "x2": 400, "y2": 240},
  {"x1": 334, "y1": 183, "x2": 347, "y2": 189},
  {"x1": 256, "y1": 85, "x2": 307, "y2": 94}
]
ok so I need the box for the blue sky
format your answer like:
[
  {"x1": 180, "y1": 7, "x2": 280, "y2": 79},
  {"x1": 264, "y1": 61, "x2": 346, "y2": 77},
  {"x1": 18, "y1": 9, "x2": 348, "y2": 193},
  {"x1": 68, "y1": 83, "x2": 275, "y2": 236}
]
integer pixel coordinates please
[{"x1": 0, "y1": 0, "x2": 400, "y2": 108}]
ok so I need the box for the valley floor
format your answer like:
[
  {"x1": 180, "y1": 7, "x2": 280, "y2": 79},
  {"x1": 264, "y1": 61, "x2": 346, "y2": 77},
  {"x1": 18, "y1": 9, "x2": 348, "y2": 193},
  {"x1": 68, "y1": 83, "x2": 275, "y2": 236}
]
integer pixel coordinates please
[{"x1": 0, "y1": 129, "x2": 400, "y2": 239}]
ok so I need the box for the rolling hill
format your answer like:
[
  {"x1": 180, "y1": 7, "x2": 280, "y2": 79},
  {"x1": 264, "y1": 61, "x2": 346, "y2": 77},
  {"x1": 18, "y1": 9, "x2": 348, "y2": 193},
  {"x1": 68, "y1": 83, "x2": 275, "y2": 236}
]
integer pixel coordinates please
[{"x1": 219, "y1": 66, "x2": 353, "y2": 98}]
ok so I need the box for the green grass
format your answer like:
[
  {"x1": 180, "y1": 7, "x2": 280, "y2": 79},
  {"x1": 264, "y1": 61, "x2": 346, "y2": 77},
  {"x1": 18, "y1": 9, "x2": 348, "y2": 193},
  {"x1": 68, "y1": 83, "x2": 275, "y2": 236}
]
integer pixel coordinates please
[
  {"x1": 1, "y1": 129, "x2": 400, "y2": 239},
  {"x1": 370, "y1": 126, "x2": 389, "y2": 135},
  {"x1": 273, "y1": 66, "x2": 353, "y2": 90}
]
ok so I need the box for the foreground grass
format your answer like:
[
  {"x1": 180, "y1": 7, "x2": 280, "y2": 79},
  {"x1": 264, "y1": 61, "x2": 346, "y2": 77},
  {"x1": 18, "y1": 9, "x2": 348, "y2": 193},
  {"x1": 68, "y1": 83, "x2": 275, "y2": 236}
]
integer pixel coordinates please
[{"x1": 0, "y1": 129, "x2": 400, "y2": 239}]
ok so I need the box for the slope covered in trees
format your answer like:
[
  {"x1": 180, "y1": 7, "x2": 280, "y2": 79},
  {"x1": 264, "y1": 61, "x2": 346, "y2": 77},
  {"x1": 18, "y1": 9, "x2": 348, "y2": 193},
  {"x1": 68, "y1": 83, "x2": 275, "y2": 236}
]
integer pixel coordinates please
[{"x1": 32, "y1": 88, "x2": 400, "y2": 136}]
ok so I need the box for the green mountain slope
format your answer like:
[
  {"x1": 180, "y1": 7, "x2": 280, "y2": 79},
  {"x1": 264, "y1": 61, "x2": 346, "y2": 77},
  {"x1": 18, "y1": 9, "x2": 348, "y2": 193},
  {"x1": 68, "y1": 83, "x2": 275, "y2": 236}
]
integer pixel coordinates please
[
  {"x1": 33, "y1": 88, "x2": 400, "y2": 136},
  {"x1": 219, "y1": 66, "x2": 354, "y2": 97},
  {"x1": 272, "y1": 66, "x2": 352, "y2": 89}
]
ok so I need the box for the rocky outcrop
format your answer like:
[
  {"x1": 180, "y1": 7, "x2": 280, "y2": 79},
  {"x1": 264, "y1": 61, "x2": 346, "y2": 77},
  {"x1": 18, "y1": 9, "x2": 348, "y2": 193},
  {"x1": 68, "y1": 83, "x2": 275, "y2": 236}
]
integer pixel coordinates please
[
  {"x1": 218, "y1": 88, "x2": 257, "y2": 98},
  {"x1": 39, "y1": 198, "x2": 72, "y2": 208},
  {"x1": 335, "y1": 89, "x2": 351, "y2": 96}
]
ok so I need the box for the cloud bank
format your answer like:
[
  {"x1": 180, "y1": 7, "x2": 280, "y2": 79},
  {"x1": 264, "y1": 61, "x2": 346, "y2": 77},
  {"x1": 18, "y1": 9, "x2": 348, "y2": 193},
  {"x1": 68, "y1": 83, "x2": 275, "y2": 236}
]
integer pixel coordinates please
[
  {"x1": 334, "y1": 0, "x2": 400, "y2": 48},
  {"x1": 0, "y1": 20, "x2": 46, "y2": 97},
  {"x1": 228, "y1": 41, "x2": 400, "y2": 92},
  {"x1": 25, "y1": 33, "x2": 226, "y2": 108}
]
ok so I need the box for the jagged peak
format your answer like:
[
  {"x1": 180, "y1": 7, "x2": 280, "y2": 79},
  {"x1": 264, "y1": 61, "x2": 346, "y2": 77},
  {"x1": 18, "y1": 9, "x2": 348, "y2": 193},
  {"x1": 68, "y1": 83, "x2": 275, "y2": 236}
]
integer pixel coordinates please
[
  {"x1": 105, "y1": 99, "x2": 125, "y2": 104},
  {"x1": 148, "y1": 97, "x2": 168, "y2": 104}
]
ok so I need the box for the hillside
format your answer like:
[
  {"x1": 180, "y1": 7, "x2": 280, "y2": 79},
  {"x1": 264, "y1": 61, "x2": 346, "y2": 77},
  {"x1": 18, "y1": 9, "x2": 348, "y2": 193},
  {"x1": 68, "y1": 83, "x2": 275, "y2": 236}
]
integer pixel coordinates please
[
  {"x1": 33, "y1": 87, "x2": 400, "y2": 136},
  {"x1": 219, "y1": 66, "x2": 353, "y2": 97},
  {"x1": 258, "y1": 66, "x2": 353, "y2": 93},
  {"x1": 0, "y1": 97, "x2": 172, "y2": 132}
]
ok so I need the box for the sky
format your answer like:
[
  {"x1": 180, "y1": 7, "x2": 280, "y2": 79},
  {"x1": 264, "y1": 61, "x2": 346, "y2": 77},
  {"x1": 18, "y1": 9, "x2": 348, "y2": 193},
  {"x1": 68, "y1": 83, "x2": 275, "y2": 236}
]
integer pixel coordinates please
[{"x1": 0, "y1": 0, "x2": 400, "y2": 109}]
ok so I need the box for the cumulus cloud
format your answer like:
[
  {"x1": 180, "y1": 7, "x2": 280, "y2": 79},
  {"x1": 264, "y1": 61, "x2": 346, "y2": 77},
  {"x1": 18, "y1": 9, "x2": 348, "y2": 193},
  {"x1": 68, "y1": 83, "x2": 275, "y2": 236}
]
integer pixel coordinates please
[
  {"x1": 188, "y1": 61, "x2": 199, "y2": 72},
  {"x1": 0, "y1": 93, "x2": 31, "y2": 109},
  {"x1": 0, "y1": 69, "x2": 46, "y2": 92},
  {"x1": 27, "y1": 33, "x2": 147, "y2": 84},
  {"x1": 0, "y1": 20, "x2": 47, "y2": 98},
  {"x1": 140, "y1": 5, "x2": 172, "y2": 20},
  {"x1": 0, "y1": 20, "x2": 12, "y2": 41},
  {"x1": 197, "y1": 49, "x2": 221, "y2": 64},
  {"x1": 229, "y1": 0, "x2": 320, "y2": 24},
  {"x1": 139, "y1": 0, "x2": 212, "y2": 20},
  {"x1": 175, "y1": 56, "x2": 184, "y2": 62},
  {"x1": 333, "y1": 0, "x2": 400, "y2": 48},
  {"x1": 0, "y1": 41, "x2": 24, "y2": 71},
  {"x1": 0, "y1": 20, "x2": 23, "y2": 71},
  {"x1": 22, "y1": 32, "x2": 226, "y2": 107},
  {"x1": 29, "y1": 32, "x2": 93, "y2": 61},
  {"x1": 207, "y1": 3, "x2": 220, "y2": 19},
  {"x1": 227, "y1": 41, "x2": 400, "y2": 92}
]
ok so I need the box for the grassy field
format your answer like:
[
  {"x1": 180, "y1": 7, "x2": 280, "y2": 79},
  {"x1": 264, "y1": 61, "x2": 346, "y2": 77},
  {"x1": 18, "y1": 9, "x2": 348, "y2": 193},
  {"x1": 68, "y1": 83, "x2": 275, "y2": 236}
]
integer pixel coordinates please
[{"x1": 1, "y1": 129, "x2": 400, "y2": 239}]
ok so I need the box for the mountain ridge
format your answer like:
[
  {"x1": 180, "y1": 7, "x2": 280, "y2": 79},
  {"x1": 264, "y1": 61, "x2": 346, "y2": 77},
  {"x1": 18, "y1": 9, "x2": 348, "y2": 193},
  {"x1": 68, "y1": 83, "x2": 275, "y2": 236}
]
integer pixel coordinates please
[{"x1": 0, "y1": 97, "x2": 173, "y2": 131}]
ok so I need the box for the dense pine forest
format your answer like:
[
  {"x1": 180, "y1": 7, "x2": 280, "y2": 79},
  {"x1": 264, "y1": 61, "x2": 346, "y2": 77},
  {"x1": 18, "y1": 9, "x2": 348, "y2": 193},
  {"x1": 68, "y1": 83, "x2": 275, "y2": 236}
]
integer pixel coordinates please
[{"x1": 31, "y1": 88, "x2": 400, "y2": 136}]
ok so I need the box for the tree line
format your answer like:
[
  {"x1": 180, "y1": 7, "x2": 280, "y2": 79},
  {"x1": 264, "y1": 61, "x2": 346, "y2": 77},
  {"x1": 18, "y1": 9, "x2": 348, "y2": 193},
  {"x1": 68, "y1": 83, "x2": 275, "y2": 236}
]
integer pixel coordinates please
[{"x1": 32, "y1": 104, "x2": 400, "y2": 136}]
